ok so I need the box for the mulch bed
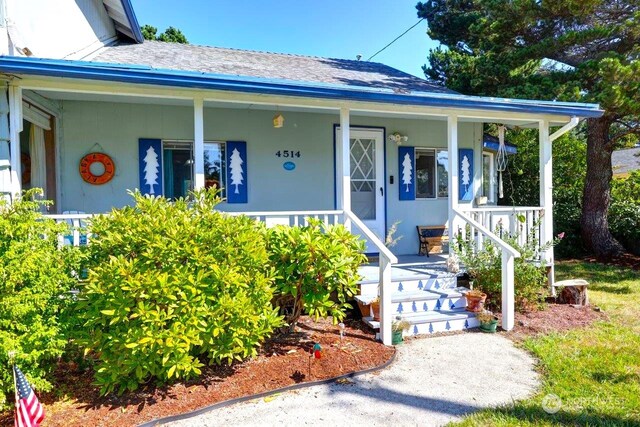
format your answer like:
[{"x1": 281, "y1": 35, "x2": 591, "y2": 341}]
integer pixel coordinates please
[
  {"x1": 582, "y1": 252, "x2": 640, "y2": 270},
  {"x1": 0, "y1": 317, "x2": 394, "y2": 427},
  {"x1": 504, "y1": 303, "x2": 607, "y2": 342}
]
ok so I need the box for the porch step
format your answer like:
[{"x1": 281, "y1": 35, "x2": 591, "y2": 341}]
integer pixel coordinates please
[
  {"x1": 355, "y1": 287, "x2": 469, "y2": 315},
  {"x1": 358, "y1": 274, "x2": 459, "y2": 295},
  {"x1": 363, "y1": 309, "x2": 479, "y2": 337}
]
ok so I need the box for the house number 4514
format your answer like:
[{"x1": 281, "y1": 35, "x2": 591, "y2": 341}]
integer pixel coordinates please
[{"x1": 275, "y1": 150, "x2": 301, "y2": 158}]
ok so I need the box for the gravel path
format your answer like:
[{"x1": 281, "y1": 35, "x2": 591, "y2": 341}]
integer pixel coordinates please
[{"x1": 165, "y1": 333, "x2": 539, "y2": 427}]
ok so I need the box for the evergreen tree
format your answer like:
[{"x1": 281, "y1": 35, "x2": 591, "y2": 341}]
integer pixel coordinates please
[
  {"x1": 229, "y1": 148, "x2": 244, "y2": 194},
  {"x1": 417, "y1": 0, "x2": 640, "y2": 257},
  {"x1": 141, "y1": 25, "x2": 188, "y2": 44}
]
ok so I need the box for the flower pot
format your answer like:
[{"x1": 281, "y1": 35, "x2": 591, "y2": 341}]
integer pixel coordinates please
[
  {"x1": 465, "y1": 292, "x2": 487, "y2": 312},
  {"x1": 371, "y1": 300, "x2": 380, "y2": 321},
  {"x1": 391, "y1": 330, "x2": 404, "y2": 345},
  {"x1": 479, "y1": 317, "x2": 499, "y2": 333},
  {"x1": 357, "y1": 300, "x2": 371, "y2": 318}
]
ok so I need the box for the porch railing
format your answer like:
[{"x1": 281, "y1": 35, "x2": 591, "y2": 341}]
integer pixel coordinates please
[
  {"x1": 44, "y1": 209, "x2": 399, "y2": 345},
  {"x1": 459, "y1": 206, "x2": 544, "y2": 251},
  {"x1": 452, "y1": 207, "x2": 521, "y2": 331},
  {"x1": 45, "y1": 213, "x2": 94, "y2": 247},
  {"x1": 229, "y1": 210, "x2": 344, "y2": 227}
]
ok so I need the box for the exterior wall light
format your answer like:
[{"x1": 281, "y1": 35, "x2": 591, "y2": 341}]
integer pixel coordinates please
[
  {"x1": 273, "y1": 114, "x2": 284, "y2": 128},
  {"x1": 389, "y1": 132, "x2": 408, "y2": 145}
]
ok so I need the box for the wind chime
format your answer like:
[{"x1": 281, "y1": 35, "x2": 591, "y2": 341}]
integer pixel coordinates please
[{"x1": 496, "y1": 125, "x2": 508, "y2": 199}]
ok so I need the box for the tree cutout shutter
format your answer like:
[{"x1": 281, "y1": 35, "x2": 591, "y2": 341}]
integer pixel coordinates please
[
  {"x1": 138, "y1": 139, "x2": 163, "y2": 196},
  {"x1": 226, "y1": 141, "x2": 248, "y2": 203},
  {"x1": 398, "y1": 146, "x2": 415, "y2": 200},
  {"x1": 458, "y1": 148, "x2": 474, "y2": 201}
]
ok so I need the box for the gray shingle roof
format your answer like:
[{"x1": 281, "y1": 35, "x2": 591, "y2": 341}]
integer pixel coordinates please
[
  {"x1": 612, "y1": 147, "x2": 640, "y2": 176},
  {"x1": 93, "y1": 41, "x2": 453, "y2": 94}
]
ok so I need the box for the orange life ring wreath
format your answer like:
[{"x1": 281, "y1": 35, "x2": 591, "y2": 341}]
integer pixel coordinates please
[
  {"x1": 21, "y1": 153, "x2": 31, "y2": 185},
  {"x1": 79, "y1": 152, "x2": 115, "y2": 185}
]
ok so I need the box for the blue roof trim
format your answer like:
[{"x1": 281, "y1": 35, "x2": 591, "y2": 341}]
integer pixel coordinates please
[
  {"x1": 0, "y1": 56, "x2": 604, "y2": 118},
  {"x1": 120, "y1": 0, "x2": 144, "y2": 43}
]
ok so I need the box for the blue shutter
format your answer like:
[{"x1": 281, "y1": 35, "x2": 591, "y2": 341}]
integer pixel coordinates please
[
  {"x1": 398, "y1": 146, "x2": 415, "y2": 200},
  {"x1": 459, "y1": 148, "x2": 474, "y2": 201},
  {"x1": 139, "y1": 139, "x2": 162, "y2": 196},
  {"x1": 226, "y1": 141, "x2": 248, "y2": 203}
]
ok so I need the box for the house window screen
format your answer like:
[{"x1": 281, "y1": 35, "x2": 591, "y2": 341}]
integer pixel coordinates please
[
  {"x1": 204, "y1": 142, "x2": 225, "y2": 196},
  {"x1": 416, "y1": 149, "x2": 449, "y2": 199}
]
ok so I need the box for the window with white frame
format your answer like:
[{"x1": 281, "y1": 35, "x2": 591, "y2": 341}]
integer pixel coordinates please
[
  {"x1": 416, "y1": 148, "x2": 449, "y2": 199},
  {"x1": 161, "y1": 140, "x2": 226, "y2": 199},
  {"x1": 482, "y1": 151, "x2": 496, "y2": 203}
]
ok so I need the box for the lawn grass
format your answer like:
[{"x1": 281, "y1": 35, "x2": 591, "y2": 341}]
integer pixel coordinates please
[{"x1": 453, "y1": 261, "x2": 640, "y2": 426}]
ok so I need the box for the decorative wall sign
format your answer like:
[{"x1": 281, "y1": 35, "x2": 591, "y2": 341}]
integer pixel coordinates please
[
  {"x1": 398, "y1": 146, "x2": 415, "y2": 200},
  {"x1": 459, "y1": 148, "x2": 474, "y2": 201},
  {"x1": 283, "y1": 161, "x2": 296, "y2": 171},
  {"x1": 226, "y1": 141, "x2": 248, "y2": 203},
  {"x1": 139, "y1": 139, "x2": 162, "y2": 195},
  {"x1": 80, "y1": 152, "x2": 115, "y2": 185}
]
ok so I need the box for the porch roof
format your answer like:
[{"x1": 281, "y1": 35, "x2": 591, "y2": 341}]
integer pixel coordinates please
[{"x1": 0, "y1": 55, "x2": 604, "y2": 119}]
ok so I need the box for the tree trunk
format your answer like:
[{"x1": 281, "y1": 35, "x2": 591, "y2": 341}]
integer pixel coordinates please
[{"x1": 580, "y1": 117, "x2": 624, "y2": 258}]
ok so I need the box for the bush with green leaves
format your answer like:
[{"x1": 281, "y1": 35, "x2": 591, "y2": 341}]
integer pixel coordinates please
[
  {"x1": 454, "y1": 217, "x2": 553, "y2": 312},
  {"x1": 267, "y1": 220, "x2": 367, "y2": 328},
  {"x1": 74, "y1": 189, "x2": 282, "y2": 395},
  {"x1": 609, "y1": 171, "x2": 640, "y2": 255},
  {"x1": 0, "y1": 190, "x2": 77, "y2": 409}
]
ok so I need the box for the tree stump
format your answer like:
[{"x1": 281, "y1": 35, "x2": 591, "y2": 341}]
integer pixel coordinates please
[{"x1": 554, "y1": 279, "x2": 589, "y2": 306}]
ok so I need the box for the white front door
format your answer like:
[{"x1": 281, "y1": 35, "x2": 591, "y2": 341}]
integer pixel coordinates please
[{"x1": 336, "y1": 127, "x2": 386, "y2": 253}]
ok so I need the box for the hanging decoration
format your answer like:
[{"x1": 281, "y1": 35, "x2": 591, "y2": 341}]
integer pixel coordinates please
[
  {"x1": 496, "y1": 125, "x2": 508, "y2": 199},
  {"x1": 138, "y1": 139, "x2": 162, "y2": 195},
  {"x1": 273, "y1": 114, "x2": 284, "y2": 128},
  {"x1": 79, "y1": 152, "x2": 115, "y2": 185}
]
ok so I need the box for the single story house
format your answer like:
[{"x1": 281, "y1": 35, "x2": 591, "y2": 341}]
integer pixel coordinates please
[{"x1": 0, "y1": 0, "x2": 604, "y2": 344}]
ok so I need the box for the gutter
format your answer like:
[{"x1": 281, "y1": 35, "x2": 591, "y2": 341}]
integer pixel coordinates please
[
  {"x1": 0, "y1": 56, "x2": 605, "y2": 119},
  {"x1": 550, "y1": 116, "x2": 581, "y2": 142}
]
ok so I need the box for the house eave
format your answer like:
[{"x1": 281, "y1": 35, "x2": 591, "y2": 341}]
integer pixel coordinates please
[{"x1": 0, "y1": 56, "x2": 604, "y2": 119}]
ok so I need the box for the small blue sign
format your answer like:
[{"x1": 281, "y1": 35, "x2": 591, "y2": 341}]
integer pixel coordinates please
[{"x1": 283, "y1": 161, "x2": 296, "y2": 171}]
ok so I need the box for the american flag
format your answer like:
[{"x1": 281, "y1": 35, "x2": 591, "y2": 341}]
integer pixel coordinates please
[{"x1": 13, "y1": 365, "x2": 45, "y2": 427}]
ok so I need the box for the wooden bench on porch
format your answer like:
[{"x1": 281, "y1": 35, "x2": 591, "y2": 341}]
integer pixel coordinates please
[{"x1": 417, "y1": 225, "x2": 448, "y2": 256}]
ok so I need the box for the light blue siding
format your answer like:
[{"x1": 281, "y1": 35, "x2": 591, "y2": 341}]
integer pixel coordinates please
[{"x1": 58, "y1": 100, "x2": 480, "y2": 255}]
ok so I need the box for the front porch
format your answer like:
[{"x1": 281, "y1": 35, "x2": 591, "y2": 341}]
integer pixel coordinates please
[{"x1": 1, "y1": 69, "x2": 589, "y2": 345}]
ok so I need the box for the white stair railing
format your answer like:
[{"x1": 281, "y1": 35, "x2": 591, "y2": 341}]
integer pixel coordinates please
[
  {"x1": 453, "y1": 207, "x2": 521, "y2": 331},
  {"x1": 344, "y1": 210, "x2": 398, "y2": 345}
]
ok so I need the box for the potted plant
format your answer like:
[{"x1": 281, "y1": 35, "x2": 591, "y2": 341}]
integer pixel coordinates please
[
  {"x1": 464, "y1": 289, "x2": 487, "y2": 312},
  {"x1": 477, "y1": 309, "x2": 499, "y2": 333},
  {"x1": 370, "y1": 297, "x2": 380, "y2": 321},
  {"x1": 392, "y1": 316, "x2": 411, "y2": 344}
]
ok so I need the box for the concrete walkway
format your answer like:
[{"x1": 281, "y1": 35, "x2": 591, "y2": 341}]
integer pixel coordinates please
[{"x1": 166, "y1": 333, "x2": 539, "y2": 427}]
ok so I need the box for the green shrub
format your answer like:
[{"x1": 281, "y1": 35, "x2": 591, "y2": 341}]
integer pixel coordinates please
[
  {"x1": 454, "y1": 218, "x2": 552, "y2": 312},
  {"x1": 0, "y1": 190, "x2": 77, "y2": 409},
  {"x1": 74, "y1": 189, "x2": 282, "y2": 395},
  {"x1": 609, "y1": 171, "x2": 640, "y2": 255},
  {"x1": 267, "y1": 220, "x2": 366, "y2": 328}
]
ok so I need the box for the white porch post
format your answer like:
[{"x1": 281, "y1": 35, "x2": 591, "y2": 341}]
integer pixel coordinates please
[
  {"x1": 501, "y1": 251, "x2": 515, "y2": 330},
  {"x1": 193, "y1": 97, "x2": 205, "y2": 190},
  {"x1": 8, "y1": 85, "x2": 22, "y2": 197},
  {"x1": 339, "y1": 107, "x2": 351, "y2": 229},
  {"x1": 379, "y1": 255, "x2": 392, "y2": 345},
  {"x1": 539, "y1": 119, "x2": 555, "y2": 292},
  {"x1": 447, "y1": 115, "x2": 459, "y2": 248}
]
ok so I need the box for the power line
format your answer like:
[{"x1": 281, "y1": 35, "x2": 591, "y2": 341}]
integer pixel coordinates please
[{"x1": 367, "y1": 18, "x2": 425, "y2": 61}]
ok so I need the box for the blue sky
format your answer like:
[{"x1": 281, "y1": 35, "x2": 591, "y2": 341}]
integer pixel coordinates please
[{"x1": 131, "y1": 0, "x2": 439, "y2": 78}]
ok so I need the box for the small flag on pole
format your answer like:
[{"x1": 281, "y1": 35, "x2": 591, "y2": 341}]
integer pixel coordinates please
[{"x1": 13, "y1": 365, "x2": 44, "y2": 427}]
